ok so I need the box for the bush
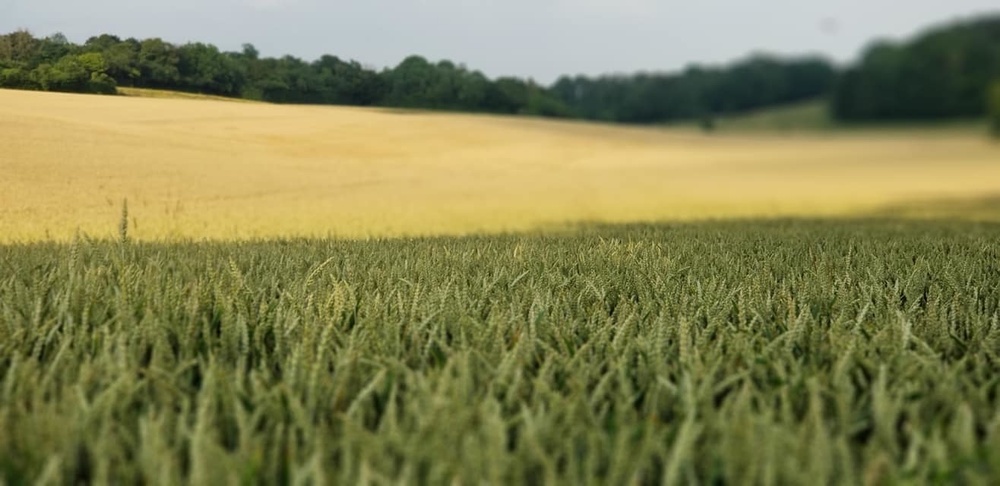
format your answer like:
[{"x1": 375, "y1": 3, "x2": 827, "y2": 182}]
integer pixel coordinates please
[
  {"x1": 524, "y1": 88, "x2": 573, "y2": 118},
  {"x1": 990, "y1": 81, "x2": 1000, "y2": 138},
  {"x1": 41, "y1": 57, "x2": 90, "y2": 92},
  {"x1": 0, "y1": 67, "x2": 35, "y2": 89},
  {"x1": 25, "y1": 53, "x2": 117, "y2": 94},
  {"x1": 89, "y1": 72, "x2": 117, "y2": 94}
]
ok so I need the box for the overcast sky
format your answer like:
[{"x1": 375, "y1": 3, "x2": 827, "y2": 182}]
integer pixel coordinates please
[{"x1": 1, "y1": 1, "x2": 997, "y2": 83}]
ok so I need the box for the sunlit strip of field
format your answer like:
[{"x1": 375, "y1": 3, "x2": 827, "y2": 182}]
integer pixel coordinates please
[{"x1": 2, "y1": 89, "x2": 999, "y2": 242}]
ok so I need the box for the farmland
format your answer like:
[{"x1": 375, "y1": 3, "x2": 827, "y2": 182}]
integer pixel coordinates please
[
  {"x1": 2, "y1": 89, "x2": 1000, "y2": 243},
  {"x1": 3, "y1": 89, "x2": 1000, "y2": 484},
  {"x1": 2, "y1": 221, "x2": 1000, "y2": 484}
]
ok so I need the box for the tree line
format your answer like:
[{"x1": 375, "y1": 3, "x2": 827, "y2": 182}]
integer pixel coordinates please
[
  {"x1": 0, "y1": 30, "x2": 834, "y2": 122},
  {"x1": 550, "y1": 57, "x2": 835, "y2": 123},
  {"x1": 832, "y1": 15, "x2": 1000, "y2": 122},
  {"x1": 991, "y1": 82, "x2": 1000, "y2": 136},
  {"x1": 1, "y1": 13, "x2": 998, "y2": 126},
  {"x1": 0, "y1": 31, "x2": 572, "y2": 117}
]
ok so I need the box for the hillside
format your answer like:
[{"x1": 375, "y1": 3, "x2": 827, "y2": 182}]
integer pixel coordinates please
[
  {"x1": 3, "y1": 88, "x2": 1000, "y2": 242},
  {"x1": 697, "y1": 99, "x2": 989, "y2": 133}
]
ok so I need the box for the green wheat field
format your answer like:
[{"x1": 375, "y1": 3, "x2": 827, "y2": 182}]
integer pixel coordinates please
[{"x1": 3, "y1": 220, "x2": 999, "y2": 484}]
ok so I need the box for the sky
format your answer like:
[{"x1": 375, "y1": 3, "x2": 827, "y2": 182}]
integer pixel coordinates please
[{"x1": 1, "y1": 0, "x2": 997, "y2": 83}]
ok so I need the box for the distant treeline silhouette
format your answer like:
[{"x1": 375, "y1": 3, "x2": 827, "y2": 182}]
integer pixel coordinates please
[
  {"x1": 1, "y1": 14, "x2": 998, "y2": 124},
  {"x1": 833, "y1": 15, "x2": 1000, "y2": 122}
]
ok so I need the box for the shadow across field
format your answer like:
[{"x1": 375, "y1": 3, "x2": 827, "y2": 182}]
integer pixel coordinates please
[{"x1": 864, "y1": 193, "x2": 1000, "y2": 222}]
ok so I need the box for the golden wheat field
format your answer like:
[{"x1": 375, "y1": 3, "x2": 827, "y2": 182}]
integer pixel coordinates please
[{"x1": 2, "y1": 88, "x2": 999, "y2": 242}]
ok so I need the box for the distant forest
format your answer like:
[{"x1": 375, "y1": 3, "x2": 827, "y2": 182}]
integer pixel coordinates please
[
  {"x1": 1, "y1": 14, "x2": 998, "y2": 125},
  {"x1": 833, "y1": 15, "x2": 1000, "y2": 122}
]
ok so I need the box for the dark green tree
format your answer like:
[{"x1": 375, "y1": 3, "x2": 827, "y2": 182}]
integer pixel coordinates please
[
  {"x1": 383, "y1": 56, "x2": 437, "y2": 108},
  {"x1": 0, "y1": 28, "x2": 836, "y2": 122},
  {"x1": 176, "y1": 42, "x2": 246, "y2": 96},
  {"x1": 29, "y1": 53, "x2": 110, "y2": 93},
  {"x1": 0, "y1": 30, "x2": 38, "y2": 65},
  {"x1": 137, "y1": 38, "x2": 180, "y2": 88},
  {"x1": 35, "y1": 33, "x2": 74, "y2": 65},
  {"x1": 549, "y1": 55, "x2": 836, "y2": 124},
  {"x1": 989, "y1": 81, "x2": 1000, "y2": 138},
  {"x1": 0, "y1": 66, "x2": 34, "y2": 89},
  {"x1": 831, "y1": 15, "x2": 1000, "y2": 122},
  {"x1": 311, "y1": 55, "x2": 386, "y2": 105},
  {"x1": 85, "y1": 35, "x2": 141, "y2": 86}
]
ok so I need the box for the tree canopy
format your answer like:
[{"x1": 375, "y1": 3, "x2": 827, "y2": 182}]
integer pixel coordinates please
[
  {"x1": 0, "y1": 29, "x2": 833, "y2": 123},
  {"x1": 550, "y1": 56, "x2": 836, "y2": 123},
  {"x1": 989, "y1": 82, "x2": 1000, "y2": 138},
  {"x1": 0, "y1": 31, "x2": 115, "y2": 94},
  {"x1": 831, "y1": 15, "x2": 1000, "y2": 122},
  {"x1": 3, "y1": 14, "x2": 999, "y2": 127}
]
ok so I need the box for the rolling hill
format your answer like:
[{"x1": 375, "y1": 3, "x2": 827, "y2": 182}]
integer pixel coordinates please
[{"x1": 2, "y1": 88, "x2": 999, "y2": 242}]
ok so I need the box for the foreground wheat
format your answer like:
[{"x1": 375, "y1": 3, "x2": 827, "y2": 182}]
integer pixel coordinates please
[{"x1": 1, "y1": 221, "x2": 999, "y2": 483}]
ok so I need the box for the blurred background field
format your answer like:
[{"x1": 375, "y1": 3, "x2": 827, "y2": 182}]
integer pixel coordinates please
[{"x1": 2, "y1": 88, "x2": 999, "y2": 243}]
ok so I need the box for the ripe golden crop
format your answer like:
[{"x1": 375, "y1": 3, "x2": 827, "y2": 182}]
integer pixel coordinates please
[{"x1": 2, "y1": 89, "x2": 999, "y2": 242}]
